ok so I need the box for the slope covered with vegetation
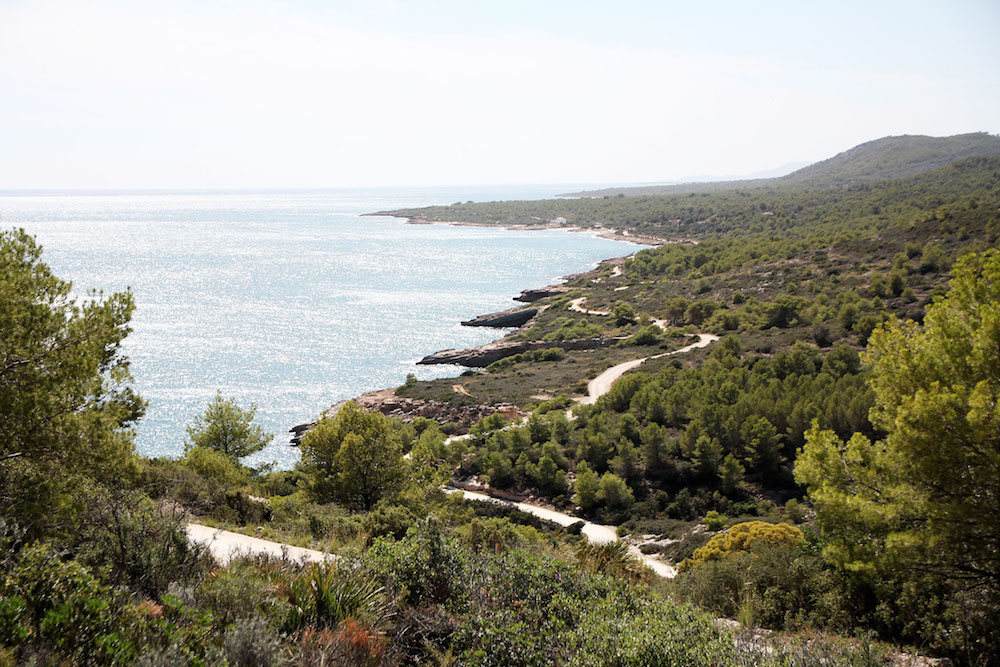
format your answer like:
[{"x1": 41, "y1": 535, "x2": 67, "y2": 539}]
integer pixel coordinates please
[
  {"x1": 2, "y1": 134, "x2": 999, "y2": 664},
  {"x1": 559, "y1": 132, "x2": 1000, "y2": 197},
  {"x1": 384, "y1": 146, "x2": 1000, "y2": 663}
]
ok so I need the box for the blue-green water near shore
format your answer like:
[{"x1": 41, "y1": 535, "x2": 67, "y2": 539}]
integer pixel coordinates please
[{"x1": 1, "y1": 186, "x2": 641, "y2": 469}]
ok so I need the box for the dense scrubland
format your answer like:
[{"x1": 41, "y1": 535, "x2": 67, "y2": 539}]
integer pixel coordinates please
[{"x1": 2, "y1": 135, "x2": 999, "y2": 664}]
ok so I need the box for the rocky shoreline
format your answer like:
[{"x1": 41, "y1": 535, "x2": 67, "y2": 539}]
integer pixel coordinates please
[
  {"x1": 289, "y1": 221, "x2": 644, "y2": 444},
  {"x1": 417, "y1": 335, "x2": 621, "y2": 367},
  {"x1": 461, "y1": 305, "x2": 542, "y2": 328},
  {"x1": 290, "y1": 388, "x2": 525, "y2": 445}
]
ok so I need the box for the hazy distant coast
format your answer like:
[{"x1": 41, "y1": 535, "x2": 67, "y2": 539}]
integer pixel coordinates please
[{"x1": 367, "y1": 210, "x2": 673, "y2": 247}]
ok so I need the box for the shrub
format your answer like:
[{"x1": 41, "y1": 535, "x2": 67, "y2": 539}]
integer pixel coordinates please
[
  {"x1": 629, "y1": 325, "x2": 661, "y2": 346},
  {"x1": 195, "y1": 565, "x2": 291, "y2": 628},
  {"x1": 323, "y1": 618, "x2": 388, "y2": 666},
  {"x1": 567, "y1": 594, "x2": 737, "y2": 666},
  {"x1": 365, "y1": 518, "x2": 464, "y2": 606},
  {"x1": 673, "y1": 542, "x2": 857, "y2": 635},
  {"x1": 683, "y1": 521, "x2": 805, "y2": 569},
  {"x1": 457, "y1": 517, "x2": 521, "y2": 553},
  {"x1": 139, "y1": 456, "x2": 227, "y2": 515},
  {"x1": 282, "y1": 562, "x2": 388, "y2": 632},
  {"x1": 74, "y1": 486, "x2": 207, "y2": 598},
  {"x1": 1, "y1": 543, "x2": 139, "y2": 664},
  {"x1": 703, "y1": 510, "x2": 727, "y2": 531},
  {"x1": 575, "y1": 540, "x2": 647, "y2": 583},
  {"x1": 362, "y1": 504, "x2": 417, "y2": 542},
  {"x1": 183, "y1": 445, "x2": 250, "y2": 487},
  {"x1": 221, "y1": 615, "x2": 285, "y2": 667}
]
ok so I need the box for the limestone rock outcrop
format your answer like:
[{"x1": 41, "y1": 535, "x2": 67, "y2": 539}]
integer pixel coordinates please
[
  {"x1": 417, "y1": 336, "x2": 620, "y2": 368},
  {"x1": 514, "y1": 285, "x2": 571, "y2": 302},
  {"x1": 461, "y1": 306, "x2": 540, "y2": 328}
]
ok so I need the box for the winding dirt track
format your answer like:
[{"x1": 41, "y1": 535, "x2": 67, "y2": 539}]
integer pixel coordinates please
[
  {"x1": 187, "y1": 326, "x2": 716, "y2": 579},
  {"x1": 579, "y1": 333, "x2": 719, "y2": 405},
  {"x1": 568, "y1": 297, "x2": 611, "y2": 316},
  {"x1": 449, "y1": 330, "x2": 718, "y2": 578},
  {"x1": 445, "y1": 487, "x2": 677, "y2": 578}
]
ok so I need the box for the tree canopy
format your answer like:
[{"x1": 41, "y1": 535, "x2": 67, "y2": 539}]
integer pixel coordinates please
[
  {"x1": 185, "y1": 391, "x2": 273, "y2": 463},
  {"x1": 0, "y1": 229, "x2": 145, "y2": 535},
  {"x1": 795, "y1": 249, "x2": 1000, "y2": 613},
  {"x1": 298, "y1": 402, "x2": 406, "y2": 510}
]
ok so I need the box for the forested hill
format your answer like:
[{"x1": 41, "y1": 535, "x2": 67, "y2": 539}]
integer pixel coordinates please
[
  {"x1": 376, "y1": 155, "x2": 1000, "y2": 239},
  {"x1": 561, "y1": 132, "x2": 1000, "y2": 197}
]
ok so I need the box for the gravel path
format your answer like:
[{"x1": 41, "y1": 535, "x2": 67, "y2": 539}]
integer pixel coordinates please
[
  {"x1": 568, "y1": 296, "x2": 611, "y2": 316},
  {"x1": 579, "y1": 333, "x2": 718, "y2": 405},
  {"x1": 445, "y1": 486, "x2": 677, "y2": 578},
  {"x1": 188, "y1": 328, "x2": 715, "y2": 577},
  {"x1": 186, "y1": 523, "x2": 333, "y2": 565}
]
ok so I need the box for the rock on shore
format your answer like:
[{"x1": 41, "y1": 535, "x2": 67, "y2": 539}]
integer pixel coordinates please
[
  {"x1": 461, "y1": 306, "x2": 541, "y2": 328},
  {"x1": 514, "y1": 285, "x2": 572, "y2": 302},
  {"x1": 418, "y1": 336, "x2": 621, "y2": 368}
]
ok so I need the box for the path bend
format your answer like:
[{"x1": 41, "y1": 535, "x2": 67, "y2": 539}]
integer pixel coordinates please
[
  {"x1": 578, "y1": 333, "x2": 719, "y2": 405},
  {"x1": 445, "y1": 486, "x2": 677, "y2": 578}
]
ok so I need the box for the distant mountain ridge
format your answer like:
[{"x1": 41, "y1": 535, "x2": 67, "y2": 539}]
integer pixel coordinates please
[{"x1": 563, "y1": 132, "x2": 1000, "y2": 197}]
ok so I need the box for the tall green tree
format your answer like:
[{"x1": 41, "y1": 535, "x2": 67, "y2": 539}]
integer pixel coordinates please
[
  {"x1": 185, "y1": 391, "x2": 272, "y2": 462},
  {"x1": 573, "y1": 461, "x2": 600, "y2": 510},
  {"x1": 597, "y1": 472, "x2": 634, "y2": 510},
  {"x1": 795, "y1": 250, "x2": 1000, "y2": 636},
  {"x1": 0, "y1": 229, "x2": 145, "y2": 535},
  {"x1": 299, "y1": 402, "x2": 406, "y2": 510},
  {"x1": 718, "y1": 454, "x2": 744, "y2": 495},
  {"x1": 741, "y1": 416, "x2": 784, "y2": 481}
]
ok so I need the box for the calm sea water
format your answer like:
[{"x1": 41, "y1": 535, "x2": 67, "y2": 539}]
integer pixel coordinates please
[{"x1": 0, "y1": 186, "x2": 639, "y2": 469}]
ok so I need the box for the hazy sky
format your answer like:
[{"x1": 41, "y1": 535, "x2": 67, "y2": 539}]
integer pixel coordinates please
[{"x1": 2, "y1": 0, "x2": 998, "y2": 188}]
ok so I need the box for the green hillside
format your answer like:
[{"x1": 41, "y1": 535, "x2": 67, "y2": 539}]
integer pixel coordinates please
[
  {"x1": 5, "y1": 138, "x2": 999, "y2": 664},
  {"x1": 376, "y1": 154, "x2": 1000, "y2": 238},
  {"x1": 562, "y1": 132, "x2": 1000, "y2": 197}
]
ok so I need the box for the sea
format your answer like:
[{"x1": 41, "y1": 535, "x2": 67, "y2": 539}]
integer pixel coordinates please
[{"x1": 0, "y1": 185, "x2": 641, "y2": 469}]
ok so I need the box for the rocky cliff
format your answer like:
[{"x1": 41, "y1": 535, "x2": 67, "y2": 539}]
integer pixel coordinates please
[
  {"x1": 461, "y1": 306, "x2": 541, "y2": 328},
  {"x1": 418, "y1": 336, "x2": 621, "y2": 367},
  {"x1": 514, "y1": 285, "x2": 572, "y2": 302}
]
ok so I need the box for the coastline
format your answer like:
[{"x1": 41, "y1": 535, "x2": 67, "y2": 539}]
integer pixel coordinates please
[
  {"x1": 292, "y1": 215, "x2": 656, "y2": 440},
  {"x1": 368, "y1": 210, "x2": 687, "y2": 248}
]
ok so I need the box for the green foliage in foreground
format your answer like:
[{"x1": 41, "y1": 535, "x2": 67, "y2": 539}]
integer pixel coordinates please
[
  {"x1": 1, "y1": 515, "x2": 893, "y2": 666},
  {"x1": 0, "y1": 228, "x2": 145, "y2": 537},
  {"x1": 796, "y1": 250, "x2": 1000, "y2": 660}
]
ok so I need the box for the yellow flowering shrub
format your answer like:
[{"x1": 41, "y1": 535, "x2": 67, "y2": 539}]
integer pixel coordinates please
[{"x1": 682, "y1": 521, "x2": 804, "y2": 570}]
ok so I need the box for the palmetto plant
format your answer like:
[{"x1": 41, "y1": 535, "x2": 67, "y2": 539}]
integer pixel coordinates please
[
  {"x1": 281, "y1": 562, "x2": 389, "y2": 631},
  {"x1": 575, "y1": 540, "x2": 648, "y2": 583}
]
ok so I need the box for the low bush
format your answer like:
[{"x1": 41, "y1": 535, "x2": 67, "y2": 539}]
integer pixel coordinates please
[
  {"x1": 221, "y1": 615, "x2": 286, "y2": 667},
  {"x1": 683, "y1": 520, "x2": 804, "y2": 568},
  {"x1": 281, "y1": 562, "x2": 388, "y2": 632},
  {"x1": 74, "y1": 486, "x2": 208, "y2": 598},
  {"x1": 1, "y1": 543, "x2": 141, "y2": 665},
  {"x1": 365, "y1": 518, "x2": 465, "y2": 606}
]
